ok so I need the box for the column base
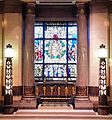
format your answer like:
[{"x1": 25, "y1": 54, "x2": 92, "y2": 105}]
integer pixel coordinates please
[
  {"x1": 20, "y1": 96, "x2": 37, "y2": 109},
  {"x1": 98, "y1": 105, "x2": 109, "y2": 115},
  {"x1": 75, "y1": 96, "x2": 93, "y2": 109},
  {"x1": 3, "y1": 105, "x2": 14, "y2": 114}
]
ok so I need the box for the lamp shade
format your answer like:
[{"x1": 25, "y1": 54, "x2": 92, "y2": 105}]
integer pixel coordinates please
[
  {"x1": 98, "y1": 44, "x2": 107, "y2": 58},
  {"x1": 5, "y1": 44, "x2": 14, "y2": 58}
]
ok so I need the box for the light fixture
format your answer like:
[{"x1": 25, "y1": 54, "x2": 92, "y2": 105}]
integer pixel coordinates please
[
  {"x1": 5, "y1": 44, "x2": 14, "y2": 58},
  {"x1": 3, "y1": 44, "x2": 14, "y2": 114},
  {"x1": 98, "y1": 44, "x2": 109, "y2": 115},
  {"x1": 98, "y1": 44, "x2": 107, "y2": 58}
]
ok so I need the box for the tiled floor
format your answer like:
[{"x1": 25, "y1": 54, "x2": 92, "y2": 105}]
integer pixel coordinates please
[{"x1": 0, "y1": 109, "x2": 112, "y2": 120}]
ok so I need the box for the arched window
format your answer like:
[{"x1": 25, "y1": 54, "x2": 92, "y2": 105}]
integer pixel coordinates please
[{"x1": 34, "y1": 22, "x2": 77, "y2": 82}]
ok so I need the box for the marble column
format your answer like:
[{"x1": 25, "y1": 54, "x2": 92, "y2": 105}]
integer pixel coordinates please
[
  {"x1": 76, "y1": 3, "x2": 89, "y2": 97},
  {"x1": 20, "y1": 3, "x2": 36, "y2": 109}
]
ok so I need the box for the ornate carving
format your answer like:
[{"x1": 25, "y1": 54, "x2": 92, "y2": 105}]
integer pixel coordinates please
[
  {"x1": 43, "y1": 86, "x2": 46, "y2": 96},
  {"x1": 58, "y1": 85, "x2": 61, "y2": 96},
  {"x1": 4, "y1": 0, "x2": 22, "y2": 13},
  {"x1": 5, "y1": 58, "x2": 13, "y2": 95},
  {"x1": 24, "y1": 86, "x2": 34, "y2": 96},
  {"x1": 50, "y1": 86, "x2": 53, "y2": 96},
  {"x1": 25, "y1": 3, "x2": 35, "y2": 14},
  {"x1": 76, "y1": 2, "x2": 88, "y2": 16},
  {"x1": 35, "y1": 86, "x2": 38, "y2": 96},
  {"x1": 76, "y1": 86, "x2": 87, "y2": 96}
]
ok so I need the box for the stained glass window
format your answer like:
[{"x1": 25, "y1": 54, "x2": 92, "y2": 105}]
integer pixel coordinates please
[
  {"x1": 45, "y1": 40, "x2": 66, "y2": 63},
  {"x1": 34, "y1": 22, "x2": 77, "y2": 82}
]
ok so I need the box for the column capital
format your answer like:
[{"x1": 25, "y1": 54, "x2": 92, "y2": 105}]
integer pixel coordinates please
[
  {"x1": 24, "y1": 2, "x2": 36, "y2": 14},
  {"x1": 76, "y1": 2, "x2": 88, "y2": 15}
]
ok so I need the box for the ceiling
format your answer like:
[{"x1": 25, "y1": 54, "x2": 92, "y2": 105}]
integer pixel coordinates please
[
  {"x1": 21, "y1": 0, "x2": 91, "y2": 2},
  {"x1": 21, "y1": 0, "x2": 91, "y2": 4}
]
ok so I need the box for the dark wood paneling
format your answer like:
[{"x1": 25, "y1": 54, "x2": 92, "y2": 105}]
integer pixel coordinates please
[
  {"x1": 2, "y1": 85, "x2": 110, "y2": 97},
  {"x1": 35, "y1": 83, "x2": 76, "y2": 97},
  {"x1": 88, "y1": 86, "x2": 110, "y2": 96},
  {"x1": 90, "y1": 0, "x2": 109, "y2": 13},
  {"x1": 53, "y1": 85, "x2": 58, "y2": 96},
  {"x1": 88, "y1": 86, "x2": 99, "y2": 96},
  {"x1": 0, "y1": 1, "x2": 3, "y2": 13},
  {"x1": 46, "y1": 85, "x2": 51, "y2": 96},
  {"x1": 38, "y1": 84, "x2": 44, "y2": 96},
  {"x1": 4, "y1": 0, "x2": 22, "y2": 13},
  {"x1": 68, "y1": 85, "x2": 73, "y2": 96},
  {"x1": 2, "y1": 86, "x2": 22, "y2": 96},
  {"x1": 36, "y1": 5, "x2": 76, "y2": 21}
]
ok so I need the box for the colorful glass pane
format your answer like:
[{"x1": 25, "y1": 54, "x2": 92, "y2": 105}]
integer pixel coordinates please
[
  {"x1": 45, "y1": 40, "x2": 66, "y2": 63},
  {"x1": 68, "y1": 64, "x2": 77, "y2": 77},
  {"x1": 68, "y1": 78, "x2": 76, "y2": 81},
  {"x1": 68, "y1": 26, "x2": 77, "y2": 39},
  {"x1": 68, "y1": 22, "x2": 77, "y2": 25},
  {"x1": 34, "y1": 26, "x2": 43, "y2": 38},
  {"x1": 35, "y1": 64, "x2": 43, "y2": 77},
  {"x1": 35, "y1": 40, "x2": 43, "y2": 63},
  {"x1": 34, "y1": 22, "x2": 77, "y2": 82},
  {"x1": 68, "y1": 40, "x2": 77, "y2": 63},
  {"x1": 45, "y1": 26, "x2": 66, "y2": 38},
  {"x1": 45, "y1": 78, "x2": 66, "y2": 81},
  {"x1": 44, "y1": 64, "x2": 67, "y2": 77},
  {"x1": 45, "y1": 22, "x2": 67, "y2": 25}
]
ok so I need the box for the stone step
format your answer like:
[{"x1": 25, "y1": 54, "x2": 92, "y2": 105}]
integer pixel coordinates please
[
  {"x1": 75, "y1": 97, "x2": 93, "y2": 109},
  {"x1": 16, "y1": 109, "x2": 96, "y2": 115},
  {"x1": 0, "y1": 109, "x2": 112, "y2": 119}
]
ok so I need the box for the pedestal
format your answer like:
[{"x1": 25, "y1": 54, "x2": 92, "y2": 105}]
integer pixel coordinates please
[
  {"x1": 3, "y1": 105, "x2": 14, "y2": 114},
  {"x1": 20, "y1": 96, "x2": 36, "y2": 109},
  {"x1": 75, "y1": 96, "x2": 93, "y2": 109},
  {"x1": 98, "y1": 105, "x2": 109, "y2": 115}
]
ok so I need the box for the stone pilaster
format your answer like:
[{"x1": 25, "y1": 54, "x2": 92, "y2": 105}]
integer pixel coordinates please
[
  {"x1": 76, "y1": 3, "x2": 89, "y2": 97},
  {"x1": 20, "y1": 2, "x2": 36, "y2": 109},
  {"x1": 75, "y1": 2, "x2": 93, "y2": 109}
]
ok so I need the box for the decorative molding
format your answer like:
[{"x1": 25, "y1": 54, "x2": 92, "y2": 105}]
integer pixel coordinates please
[
  {"x1": 24, "y1": 86, "x2": 35, "y2": 96},
  {"x1": 2, "y1": 86, "x2": 110, "y2": 96},
  {"x1": 35, "y1": 5, "x2": 76, "y2": 21},
  {"x1": 0, "y1": 1, "x2": 3, "y2": 13},
  {"x1": 23, "y1": 2, "x2": 35, "y2": 14},
  {"x1": 2, "y1": 86, "x2": 22, "y2": 96},
  {"x1": 89, "y1": 86, "x2": 99, "y2": 96},
  {"x1": 90, "y1": 0, "x2": 109, "y2": 13},
  {"x1": 76, "y1": 86, "x2": 87, "y2": 96},
  {"x1": 76, "y1": 2, "x2": 89, "y2": 16},
  {"x1": 3, "y1": 0, "x2": 22, "y2": 13},
  {"x1": 89, "y1": 86, "x2": 110, "y2": 96}
]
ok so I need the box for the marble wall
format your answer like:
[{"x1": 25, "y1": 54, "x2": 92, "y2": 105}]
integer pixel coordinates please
[
  {"x1": 3, "y1": 13, "x2": 22, "y2": 101},
  {"x1": 89, "y1": 9, "x2": 109, "y2": 101},
  {"x1": 109, "y1": 13, "x2": 112, "y2": 102},
  {"x1": 0, "y1": 1, "x2": 112, "y2": 105},
  {"x1": 0, "y1": 14, "x2": 3, "y2": 101}
]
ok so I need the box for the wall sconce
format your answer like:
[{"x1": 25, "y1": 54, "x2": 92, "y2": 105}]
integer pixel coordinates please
[
  {"x1": 3, "y1": 44, "x2": 14, "y2": 114},
  {"x1": 98, "y1": 44, "x2": 109, "y2": 115}
]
